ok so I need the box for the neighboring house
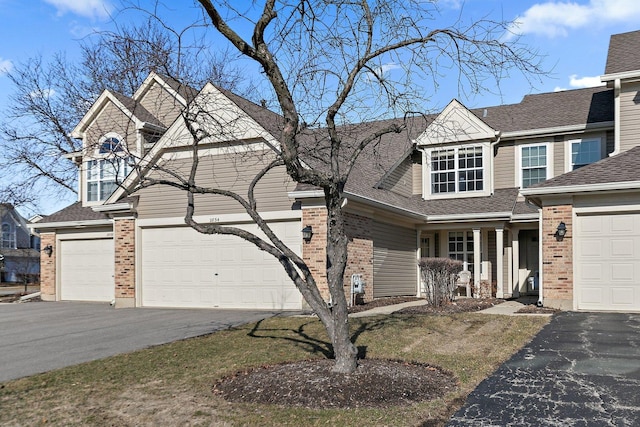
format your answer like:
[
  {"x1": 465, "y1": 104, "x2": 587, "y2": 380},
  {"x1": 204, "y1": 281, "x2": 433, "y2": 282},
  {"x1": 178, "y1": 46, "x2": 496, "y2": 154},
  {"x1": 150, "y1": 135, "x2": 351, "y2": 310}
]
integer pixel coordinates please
[
  {"x1": 1, "y1": 204, "x2": 40, "y2": 284},
  {"x1": 31, "y1": 29, "x2": 640, "y2": 312}
]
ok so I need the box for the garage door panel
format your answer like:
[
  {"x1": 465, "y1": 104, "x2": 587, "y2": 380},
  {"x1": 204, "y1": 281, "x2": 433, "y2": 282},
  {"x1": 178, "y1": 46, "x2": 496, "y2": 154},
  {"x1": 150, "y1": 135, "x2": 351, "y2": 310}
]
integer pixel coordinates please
[
  {"x1": 60, "y1": 239, "x2": 114, "y2": 302},
  {"x1": 576, "y1": 213, "x2": 640, "y2": 311},
  {"x1": 141, "y1": 222, "x2": 302, "y2": 309}
]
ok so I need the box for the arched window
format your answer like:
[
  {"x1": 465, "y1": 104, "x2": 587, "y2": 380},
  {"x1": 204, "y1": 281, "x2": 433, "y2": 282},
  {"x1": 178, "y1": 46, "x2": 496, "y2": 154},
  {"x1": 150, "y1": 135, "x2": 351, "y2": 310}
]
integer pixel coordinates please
[
  {"x1": 1, "y1": 223, "x2": 15, "y2": 249},
  {"x1": 99, "y1": 135, "x2": 123, "y2": 154}
]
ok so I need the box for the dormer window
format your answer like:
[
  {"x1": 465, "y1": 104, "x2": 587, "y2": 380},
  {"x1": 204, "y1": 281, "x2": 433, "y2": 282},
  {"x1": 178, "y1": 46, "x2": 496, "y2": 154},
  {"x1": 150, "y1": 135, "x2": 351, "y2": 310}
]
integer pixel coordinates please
[{"x1": 427, "y1": 145, "x2": 486, "y2": 196}]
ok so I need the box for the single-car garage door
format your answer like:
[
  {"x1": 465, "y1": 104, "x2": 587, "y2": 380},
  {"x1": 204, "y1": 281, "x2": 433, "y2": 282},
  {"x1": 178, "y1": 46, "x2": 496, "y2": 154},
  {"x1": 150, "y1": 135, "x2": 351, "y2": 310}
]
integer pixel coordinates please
[
  {"x1": 60, "y1": 238, "x2": 114, "y2": 302},
  {"x1": 575, "y1": 212, "x2": 640, "y2": 311},
  {"x1": 141, "y1": 221, "x2": 302, "y2": 309}
]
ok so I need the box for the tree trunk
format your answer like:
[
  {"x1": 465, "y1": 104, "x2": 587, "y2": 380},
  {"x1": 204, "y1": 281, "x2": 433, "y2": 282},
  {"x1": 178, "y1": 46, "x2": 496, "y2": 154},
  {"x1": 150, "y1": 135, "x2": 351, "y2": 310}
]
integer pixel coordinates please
[{"x1": 324, "y1": 185, "x2": 358, "y2": 374}]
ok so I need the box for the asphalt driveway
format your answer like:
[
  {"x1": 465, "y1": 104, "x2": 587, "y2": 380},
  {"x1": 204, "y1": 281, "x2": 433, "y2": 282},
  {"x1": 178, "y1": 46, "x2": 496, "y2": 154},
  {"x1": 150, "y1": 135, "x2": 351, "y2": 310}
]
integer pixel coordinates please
[
  {"x1": 448, "y1": 312, "x2": 640, "y2": 426},
  {"x1": 0, "y1": 302, "x2": 285, "y2": 383}
]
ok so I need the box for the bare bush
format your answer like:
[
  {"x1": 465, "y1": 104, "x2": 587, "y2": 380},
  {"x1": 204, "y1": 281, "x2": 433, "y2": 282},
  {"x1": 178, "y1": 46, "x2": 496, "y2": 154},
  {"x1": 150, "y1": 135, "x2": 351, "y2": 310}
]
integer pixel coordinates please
[{"x1": 419, "y1": 258, "x2": 463, "y2": 307}]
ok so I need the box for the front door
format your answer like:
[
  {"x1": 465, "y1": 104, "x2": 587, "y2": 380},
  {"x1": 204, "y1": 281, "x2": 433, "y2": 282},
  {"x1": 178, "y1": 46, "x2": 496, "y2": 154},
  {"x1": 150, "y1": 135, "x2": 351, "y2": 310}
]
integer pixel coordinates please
[{"x1": 518, "y1": 230, "x2": 539, "y2": 295}]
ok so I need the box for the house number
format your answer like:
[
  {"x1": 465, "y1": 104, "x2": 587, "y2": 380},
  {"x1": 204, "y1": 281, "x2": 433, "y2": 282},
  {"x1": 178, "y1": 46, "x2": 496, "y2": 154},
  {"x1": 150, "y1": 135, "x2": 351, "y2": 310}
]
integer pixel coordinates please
[{"x1": 210, "y1": 217, "x2": 220, "y2": 223}]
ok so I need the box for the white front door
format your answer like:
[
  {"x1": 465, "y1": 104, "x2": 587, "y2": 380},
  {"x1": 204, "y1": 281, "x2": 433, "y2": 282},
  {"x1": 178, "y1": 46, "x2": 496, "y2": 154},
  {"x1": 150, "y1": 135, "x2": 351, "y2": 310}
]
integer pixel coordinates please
[
  {"x1": 575, "y1": 212, "x2": 640, "y2": 311},
  {"x1": 60, "y1": 238, "x2": 114, "y2": 302},
  {"x1": 140, "y1": 221, "x2": 302, "y2": 309}
]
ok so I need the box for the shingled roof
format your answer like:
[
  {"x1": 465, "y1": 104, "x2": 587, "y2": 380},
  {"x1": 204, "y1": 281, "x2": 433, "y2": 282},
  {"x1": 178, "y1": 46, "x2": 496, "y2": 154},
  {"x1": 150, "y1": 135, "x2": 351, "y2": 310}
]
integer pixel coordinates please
[
  {"x1": 471, "y1": 86, "x2": 613, "y2": 133},
  {"x1": 110, "y1": 91, "x2": 164, "y2": 128},
  {"x1": 40, "y1": 202, "x2": 109, "y2": 223},
  {"x1": 604, "y1": 30, "x2": 640, "y2": 75}
]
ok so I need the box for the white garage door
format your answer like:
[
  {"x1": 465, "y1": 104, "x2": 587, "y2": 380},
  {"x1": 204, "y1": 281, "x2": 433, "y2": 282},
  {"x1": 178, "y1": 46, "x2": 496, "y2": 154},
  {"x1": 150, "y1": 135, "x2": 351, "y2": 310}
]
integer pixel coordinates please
[
  {"x1": 141, "y1": 221, "x2": 302, "y2": 309},
  {"x1": 575, "y1": 212, "x2": 640, "y2": 311},
  {"x1": 60, "y1": 239, "x2": 114, "y2": 302}
]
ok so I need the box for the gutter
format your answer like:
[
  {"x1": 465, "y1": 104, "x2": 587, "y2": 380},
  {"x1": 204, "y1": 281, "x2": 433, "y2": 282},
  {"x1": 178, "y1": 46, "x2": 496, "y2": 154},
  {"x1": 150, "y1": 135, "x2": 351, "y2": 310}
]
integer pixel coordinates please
[
  {"x1": 520, "y1": 180, "x2": 640, "y2": 197},
  {"x1": 27, "y1": 219, "x2": 113, "y2": 231},
  {"x1": 501, "y1": 121, "x2": 614, "y2": 140}
]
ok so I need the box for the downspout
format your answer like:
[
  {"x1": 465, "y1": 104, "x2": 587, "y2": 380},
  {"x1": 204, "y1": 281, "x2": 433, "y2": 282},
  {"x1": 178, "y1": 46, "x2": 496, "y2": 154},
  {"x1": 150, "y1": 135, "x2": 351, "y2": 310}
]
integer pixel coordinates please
[
  {"x1": 536, "y1": 207, "x2": 544, "y2": 307},
  {"x1": 612, "y1": 78, "x2": 621, "y2": 156},
  {"x1": 490, "y1": 132, "x2": 502, "y2": 194}
]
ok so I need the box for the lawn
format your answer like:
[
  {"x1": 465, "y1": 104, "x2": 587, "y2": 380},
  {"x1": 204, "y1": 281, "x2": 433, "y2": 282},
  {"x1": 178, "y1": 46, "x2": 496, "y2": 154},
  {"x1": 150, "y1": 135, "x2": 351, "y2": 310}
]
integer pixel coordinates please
[{"x1": 0, "y1": 312, "x2": 549, "y2": 426}]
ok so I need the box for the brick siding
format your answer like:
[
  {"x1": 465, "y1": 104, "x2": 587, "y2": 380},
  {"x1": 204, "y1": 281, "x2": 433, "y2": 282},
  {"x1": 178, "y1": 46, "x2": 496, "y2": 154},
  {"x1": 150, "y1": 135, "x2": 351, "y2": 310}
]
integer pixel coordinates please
[
  {"x1": 541, "y1": 204, "x2": 573, "y2": 309},
  {"x1": 39, "y1": 232, "x2": 56, "y2": 301},
  {"x1": 114, "y1": 218, "x2": 135, "y2": 306},
  {"x1": 301, "y1": 208, "x2": 374, "y2": 303}
]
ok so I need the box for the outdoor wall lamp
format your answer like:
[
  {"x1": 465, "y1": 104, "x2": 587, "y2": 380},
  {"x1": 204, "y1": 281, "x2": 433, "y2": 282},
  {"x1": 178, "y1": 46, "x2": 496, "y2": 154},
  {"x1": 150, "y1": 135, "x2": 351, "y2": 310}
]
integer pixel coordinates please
[
  {"x1": 43, "y1": 245, "x2": 53, "y2": 257},
  {"x1": 302, "y1": 225, "x2": 313, "y2": 243},
  {"x1": 555, "y1": 222, "x2": 567, "y2": 241}
]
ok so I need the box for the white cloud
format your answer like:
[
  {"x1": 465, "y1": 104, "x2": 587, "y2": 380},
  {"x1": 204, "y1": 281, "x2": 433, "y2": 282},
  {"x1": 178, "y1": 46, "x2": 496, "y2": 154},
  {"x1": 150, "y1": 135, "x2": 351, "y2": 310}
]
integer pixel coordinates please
[
  {"x1": 29, "y1": 88, "x2": 56, "y2": 99},
  {"x1": 43, "y1": 0, "x2": 113, "y2": 20},
  {"x1": 554, "y1": 74, "x2": 604, "y2": 91},
  {"x1": 0, "y1": 58, "x2": 12, "y2": 74},
  {"x1": 508, "y1": 0, "x2": 640, "y2": 38}
]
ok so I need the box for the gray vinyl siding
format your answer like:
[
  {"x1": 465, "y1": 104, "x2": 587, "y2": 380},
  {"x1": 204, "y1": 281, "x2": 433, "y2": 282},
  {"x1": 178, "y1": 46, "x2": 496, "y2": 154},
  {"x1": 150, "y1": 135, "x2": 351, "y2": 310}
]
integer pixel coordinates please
[
  {"x1": 135, "y1": 150, "x2": 297, "y2": 218},
  {"x1": 493, "y1": 142, "x2": 515, "y2": 189},
  {"x1": 373, "y1": 220, "x2": 417, "y2": 297},
  {"x1": 619, "y1": 82, "x2": 640, "y2": 153},
  {"x1": 138, "y1": 81, "x2": 184, "y2": 128},
  {"x1": 381, "y1": 157, "x2": 412, "y2": 197},
  {"x1": 85, "y1": 103, "x2": 137, "y2": 152}
]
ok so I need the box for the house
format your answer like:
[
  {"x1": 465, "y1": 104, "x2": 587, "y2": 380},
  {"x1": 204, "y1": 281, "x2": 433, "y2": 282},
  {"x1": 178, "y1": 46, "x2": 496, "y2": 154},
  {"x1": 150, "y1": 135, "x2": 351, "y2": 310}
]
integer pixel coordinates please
[
  {"x1": 32, "y1": 29, "x2": 640, "y2": 312},
  {"x1": 1, "y1": 204, "x2": 40, "y2": 284}
]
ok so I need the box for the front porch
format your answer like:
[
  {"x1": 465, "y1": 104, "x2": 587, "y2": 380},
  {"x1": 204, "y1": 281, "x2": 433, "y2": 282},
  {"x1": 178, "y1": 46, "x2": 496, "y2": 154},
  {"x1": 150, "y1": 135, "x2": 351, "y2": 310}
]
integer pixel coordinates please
[{"x1": 418, "y1": 224, "x2": 540, "y2": 299}]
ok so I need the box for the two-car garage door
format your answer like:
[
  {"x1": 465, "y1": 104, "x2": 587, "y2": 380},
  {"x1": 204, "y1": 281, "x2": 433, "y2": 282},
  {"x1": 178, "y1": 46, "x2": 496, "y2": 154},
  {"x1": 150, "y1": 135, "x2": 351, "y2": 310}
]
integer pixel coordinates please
[
  {"x1": 575, "y1": 212, "x2": 640, "y2": 311},
  {"x1": 140, "y1": 221, "x2": 302, "y2": 310}
]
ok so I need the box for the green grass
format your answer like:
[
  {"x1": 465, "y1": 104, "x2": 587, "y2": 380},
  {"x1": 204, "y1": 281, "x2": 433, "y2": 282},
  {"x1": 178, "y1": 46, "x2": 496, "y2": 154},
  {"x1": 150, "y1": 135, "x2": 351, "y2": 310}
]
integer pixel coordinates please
[{"x1": 0, "y1": 313, "x2": 549, "y2": 426}]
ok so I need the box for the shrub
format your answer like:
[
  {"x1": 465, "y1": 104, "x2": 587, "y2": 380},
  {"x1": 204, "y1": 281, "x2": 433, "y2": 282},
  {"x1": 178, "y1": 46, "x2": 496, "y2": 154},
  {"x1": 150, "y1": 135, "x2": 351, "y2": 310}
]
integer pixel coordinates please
[{"x1": 419, "y1": 257, "x2": 463, "y2": 306}]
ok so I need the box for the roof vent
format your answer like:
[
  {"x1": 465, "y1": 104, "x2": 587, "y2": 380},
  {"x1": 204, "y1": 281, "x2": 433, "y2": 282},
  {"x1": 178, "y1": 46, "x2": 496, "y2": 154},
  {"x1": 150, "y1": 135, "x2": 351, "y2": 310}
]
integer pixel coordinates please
[{"x1": 483, "y1": 108, "x2": 488, "y2": 118}]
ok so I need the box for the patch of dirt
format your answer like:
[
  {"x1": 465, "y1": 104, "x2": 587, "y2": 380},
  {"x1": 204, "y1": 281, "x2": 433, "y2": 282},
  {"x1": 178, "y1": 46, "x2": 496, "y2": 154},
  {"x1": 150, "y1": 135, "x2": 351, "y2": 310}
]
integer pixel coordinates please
[
  {"x1": 347, "y1": 296, "x2": 421, "y2": 313},
  {"x1": 396, "y1": 298, "x2": 504, "y2": 314},
  {"x1": 213, "y1": 358, "x2": 457, "y2": 409},
  {"x1": 516, "y1": 304, "x2": 560, "y2": 314}
]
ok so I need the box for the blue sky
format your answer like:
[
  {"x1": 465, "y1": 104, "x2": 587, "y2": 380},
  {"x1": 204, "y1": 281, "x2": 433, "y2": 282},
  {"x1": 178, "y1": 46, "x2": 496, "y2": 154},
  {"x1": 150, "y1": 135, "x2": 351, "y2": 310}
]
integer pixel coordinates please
[{"x1": 2, "y1": 0, "x2": 640, "y2": 214}]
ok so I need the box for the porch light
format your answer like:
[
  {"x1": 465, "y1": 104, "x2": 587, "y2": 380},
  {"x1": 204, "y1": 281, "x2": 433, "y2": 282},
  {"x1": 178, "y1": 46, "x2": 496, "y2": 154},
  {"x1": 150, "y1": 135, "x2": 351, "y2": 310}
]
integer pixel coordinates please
[
  {"x1": 555, "y1": 222, "x2": 567, "y2": 241},
  {"x1": 43, "y1": 245, "x2": 53, "y2": 257},
  {"x1": 302, "y1": 225, "x2": 313, "y2": 243}
]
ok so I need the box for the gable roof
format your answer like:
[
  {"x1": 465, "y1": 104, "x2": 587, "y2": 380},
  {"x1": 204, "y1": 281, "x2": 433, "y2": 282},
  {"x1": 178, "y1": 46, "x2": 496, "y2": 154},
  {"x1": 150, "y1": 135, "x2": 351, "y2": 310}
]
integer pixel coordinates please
[
  {"x1": 604, "y1": 30, "x2": 640, "y2": 76},
  {"x1": 416, "y1": 99, "x2": 497, "y2": 145}
]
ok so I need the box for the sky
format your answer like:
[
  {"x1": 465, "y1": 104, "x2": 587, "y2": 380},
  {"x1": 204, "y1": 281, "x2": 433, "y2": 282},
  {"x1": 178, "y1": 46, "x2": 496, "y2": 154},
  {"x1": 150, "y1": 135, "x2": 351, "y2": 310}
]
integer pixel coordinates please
[{"x1": 2, "y1": 0, "x2": 640, "y2": 215}]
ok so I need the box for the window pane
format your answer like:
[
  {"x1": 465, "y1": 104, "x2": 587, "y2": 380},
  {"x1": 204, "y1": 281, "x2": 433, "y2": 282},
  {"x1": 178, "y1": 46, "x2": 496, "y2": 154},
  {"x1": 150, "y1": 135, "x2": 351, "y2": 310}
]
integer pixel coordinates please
[
  {"x1": 522, "y1": 145, "x2": 547, "y2": 188},
  {"x1": 572, "y1": 139, "x2": 601, "y2": 169}
]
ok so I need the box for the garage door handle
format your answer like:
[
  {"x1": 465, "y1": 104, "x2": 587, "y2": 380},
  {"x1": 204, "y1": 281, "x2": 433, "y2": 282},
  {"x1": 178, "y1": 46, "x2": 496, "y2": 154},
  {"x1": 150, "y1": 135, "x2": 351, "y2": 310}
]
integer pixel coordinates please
[{"x1": 214, "y1": 273, "x2": 218, "y2": 276}]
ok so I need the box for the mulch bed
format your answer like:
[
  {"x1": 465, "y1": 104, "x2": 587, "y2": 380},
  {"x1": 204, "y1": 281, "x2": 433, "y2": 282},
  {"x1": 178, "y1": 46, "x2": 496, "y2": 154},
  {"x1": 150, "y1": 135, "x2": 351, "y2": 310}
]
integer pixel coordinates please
[
  {"x1": 396, "y1": 298, "x2": 504, "y2": 314},
  {"x1": 213, "y1": 358, "x2": 457, "y2": 409}
]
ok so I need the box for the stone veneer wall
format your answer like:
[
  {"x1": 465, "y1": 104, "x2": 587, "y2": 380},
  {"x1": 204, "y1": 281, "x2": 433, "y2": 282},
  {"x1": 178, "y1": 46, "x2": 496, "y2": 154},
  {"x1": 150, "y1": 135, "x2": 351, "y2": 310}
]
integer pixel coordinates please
[
  {"x1": 542, "y1": 204, "x2": 573, "y2": 310},
  {"x1": 301, "y1": 208, "x2": 374, "y2": 303},
  {"x1": 39, "y1": 232, "x2": 56, "y2": 301},
  {"x1": 114, "y1": 218, "x2": 136, "y2": 307}
]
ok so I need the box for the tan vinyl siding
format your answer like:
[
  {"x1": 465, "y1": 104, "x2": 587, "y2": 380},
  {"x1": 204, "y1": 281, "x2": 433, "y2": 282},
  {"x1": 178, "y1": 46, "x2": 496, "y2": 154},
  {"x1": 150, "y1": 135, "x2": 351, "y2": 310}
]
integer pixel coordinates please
[
  {"x1": 135, "y1": 150, "x2": 297, "y2": 218},
  {"x1": 411, "y1": 151, "x2": 422, "y2": 195},
  {"x1": 381, "y1": 157, "x2": 412, "y2": 197},
  {"x1": 85, "y1": 103, "x2": 137, "y2": 152},
  {"x1": 553, "y1": 136, "x2": 564, "y2": 178},
  {"x1": 139, "y1": 81, "x2": 184, "y2": 128},
  {"x1": 493, "y1": 142, "x2": 515, "y2": 189},
  {"x1": 373, "y1": 220, "x2": 417, "y2": 297},
  {"x1": 619, "y1": 82, "x2": 640, "y2": 153}
]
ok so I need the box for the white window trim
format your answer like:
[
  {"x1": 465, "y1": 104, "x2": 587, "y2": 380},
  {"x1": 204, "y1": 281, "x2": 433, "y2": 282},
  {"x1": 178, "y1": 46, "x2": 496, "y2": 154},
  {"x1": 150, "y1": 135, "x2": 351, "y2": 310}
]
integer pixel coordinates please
[
  {"x1": 564, "y1": 136, "x2": 604, "y2": 172},
  {"x1": 83, "y1": 133, "x2": 134, "y2": 206},
  {"x1": 516, "y1": 142, "x2": 553, "y2": 189},
  {"x1": 423, "y1": 143, "x2": 491, "y2": 200},
  {"x1": 95, "y1": 132, "x2": 126, "y2": 156},
  {"x1": 1, "y1": 222, "x2": 16, "y2": 249}
]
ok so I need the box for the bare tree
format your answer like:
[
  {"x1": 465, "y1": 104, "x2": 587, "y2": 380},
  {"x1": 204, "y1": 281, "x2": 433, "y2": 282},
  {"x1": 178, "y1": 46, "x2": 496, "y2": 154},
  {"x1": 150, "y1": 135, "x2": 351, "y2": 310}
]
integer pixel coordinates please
[
  {"x1": 125, "y1": 1, "x2": 544, "y2": 373},
  {"x1": 0, "y1": 16, "x2": 247, "y2": 212}
]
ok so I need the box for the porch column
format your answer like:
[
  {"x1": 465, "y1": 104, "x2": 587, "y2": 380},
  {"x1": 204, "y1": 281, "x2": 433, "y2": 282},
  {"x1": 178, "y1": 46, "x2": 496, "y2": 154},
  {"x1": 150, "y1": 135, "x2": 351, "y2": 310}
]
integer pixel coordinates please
[
  {"x1": 473, "y1": 227, "x2": 481, "y2": 298},
  {"x1": 512, "y1": 228, "x2": 520, "y2": 298},
  {"x1": 496, "y1": 227, "x2": 504, "y2": 298}
]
